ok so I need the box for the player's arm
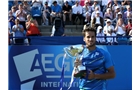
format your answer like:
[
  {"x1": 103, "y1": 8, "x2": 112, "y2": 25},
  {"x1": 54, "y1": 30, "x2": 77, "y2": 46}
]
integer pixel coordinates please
[{"x1": 87, "y1": 66, "x2": 115, "y2": 80}]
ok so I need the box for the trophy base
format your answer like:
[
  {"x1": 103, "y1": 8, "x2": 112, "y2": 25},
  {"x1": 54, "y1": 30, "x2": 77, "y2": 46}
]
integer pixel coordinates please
[{"x1": 74, "y1": 70, "x2": 87, "y2": 77}]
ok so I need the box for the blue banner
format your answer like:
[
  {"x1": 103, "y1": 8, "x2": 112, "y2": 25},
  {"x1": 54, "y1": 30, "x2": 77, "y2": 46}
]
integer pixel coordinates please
[{"x1": 9, "y1": 45, "x2": 132, "y2": 90}]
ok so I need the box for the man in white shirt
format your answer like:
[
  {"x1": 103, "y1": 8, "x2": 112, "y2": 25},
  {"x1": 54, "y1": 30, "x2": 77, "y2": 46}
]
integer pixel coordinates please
[
  {"x1": 16, "y1": 4, "x2": 27, "y2": 31},
  {"x1": 72, "y1": 0, "x2": 83, "y2": 25}
]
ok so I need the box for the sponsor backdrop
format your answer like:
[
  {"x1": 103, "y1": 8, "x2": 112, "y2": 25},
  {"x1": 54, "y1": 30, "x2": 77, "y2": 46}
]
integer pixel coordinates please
[{"x1": 9, "y1": 45, "x2": 132, "y2": 90}]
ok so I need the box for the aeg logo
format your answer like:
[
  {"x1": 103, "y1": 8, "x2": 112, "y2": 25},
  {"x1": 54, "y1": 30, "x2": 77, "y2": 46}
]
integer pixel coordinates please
[{"x1": 13, "y1": 49, "x2": 73, "y2": 89}]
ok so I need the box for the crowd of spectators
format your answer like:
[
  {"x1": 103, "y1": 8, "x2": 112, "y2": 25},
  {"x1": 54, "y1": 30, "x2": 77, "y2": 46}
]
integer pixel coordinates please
[{"x1": 8, "y1": 0, "x2": 132, "y2": 45}]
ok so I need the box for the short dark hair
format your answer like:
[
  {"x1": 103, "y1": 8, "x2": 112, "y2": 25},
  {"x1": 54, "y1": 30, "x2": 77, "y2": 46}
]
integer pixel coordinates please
[
  {"x1": 45, "y1": 1, "x2": 48, "y2": 5},
  {"x1": 53, "y1": 1, "x2": 57, "y2": 4},
  {"x1": 82, "y1": 27, "x2": 96, "y2": 37},
  {"x1": 15, "y1": 18, "x2": 20, "y2": 22},
  {"x1": 65, "y1": 1, "x2": 68, "y2": 4}
]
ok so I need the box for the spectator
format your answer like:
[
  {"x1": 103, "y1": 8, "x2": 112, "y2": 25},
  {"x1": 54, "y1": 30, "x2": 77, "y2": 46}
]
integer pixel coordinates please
[
  {"x1": 121, "y1": 0, "x2": 132, "y2": 12},
  {"x1": 13, "y1": 0, "x2": 20, "y2": 10},
  {"x1": 63, "y1": 0, "x2": 73, "y2": 6},
  {"x1": 50, "y1": 17, "x2": 65, "y2": 36},
  {"x1": 52, "y1": 0, "x2": 63, "y2": 6},
  {"x1": 112, "y1": 0, "x2": 122, "y2": 14},
  {"x1": 50, "y1": 1, "x2": 62, "y2": 25},
  {"x1": 43, "y1": 0, "x2": 61, "y2": 7},
  {"x1": 43, "y1": 0, "x2": 51, "y2": 7},
  {"x1": 42, "y1": 1, "x2": 51, "y2": 25},
  {"x1": 125, "y1": 19, "x2": 132, "y2": 36},
  {"x1": 15, "y1": 4, "x2": 27, "y2": 31},
  {"x1": 112, "y1": 12, "x2": 124, "y2": 26},
  {"x1": 82, "y1": 0, "x2": 92, "y2": 23},
  {"x1": 62, "y1": 1, "x2": 72, "y2": 24},
  {"x1": 26, "y1": 14, "x2": 41, "y2": 36},
  {"x1": 101, "y1": 0, "x2": 109, "y2": 14},
  {"x1": 91, "y1": 0, "x2": 101, "y2": 12},
  {"x1": 106, "y1": 0, "x2": 113, "y2": 9},
  {"x1": 23, "y1": 0, "x2": 31, "y2": 15},
  {"x1": 104, "y1": 8, "x2": 113, "y2": 20},
  {"x1": 9, "y1": 6, "x2": 17, "y2": 18},
  {"x1": 106, "y1": 26, "x2": 118, "y2": 45},
  {"x1": 9, "y1": 21, "x2": 14, "y2": 45},
  {"x1": 91, "y1": 6, "x2": 103, "y2": 19},
  {"x1": 103, "y1": 19, "x2": 115, "y2": 36},
  {"x1": 96, "y1": 26, "x2": 106, "y2": 45},
  {"x1": 114, "y1": 18, "x2": 126, "y2": 36},
  {"x1": 72, "y1": 0, "x2": 83, "y2": 25},
  {"x1": 8, "y1": 6, "x2": 16, "y2": 33},
  {"x1": 26, "y1": 14, "x2": 41, "y2": 44},
  {"x1": 8, "y1": 11, "x2": 16, "y2": 31},
  {"x1": 12, "y1": 19, "x2": 25, "y2": 45},
  {"x1": 79, "y1": 0, "x2": 91, "y2": 6},
  {"x1": 122, "y1": 0, "x2": 132, "y2": 7},
  {"x1": 123, "y1": 5, "x2": 132, "y2": 25},
  {"x1": 113, "y1": 5, "x2": 121, "y2": 19},
  {"x1": 91, "y1": 11, "x2": 104, "y2": 30},
  {"x1": 79, "y1": 0, "x2": 84, "y2": 6}
]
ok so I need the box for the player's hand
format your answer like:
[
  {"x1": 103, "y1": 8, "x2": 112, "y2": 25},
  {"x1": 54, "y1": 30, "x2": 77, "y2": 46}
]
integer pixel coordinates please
[
  {"x1": 83, "y1": 69, "x2": 95, "y2": 80},
  {"x1": 74, "y1": 59, "x2": 82, "y2": 68}
]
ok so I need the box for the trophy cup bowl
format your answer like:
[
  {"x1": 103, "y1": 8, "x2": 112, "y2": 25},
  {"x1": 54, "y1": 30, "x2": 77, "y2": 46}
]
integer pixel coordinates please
[{"x1": 64, "y1": 45, "x2": 86, "y2": 77}]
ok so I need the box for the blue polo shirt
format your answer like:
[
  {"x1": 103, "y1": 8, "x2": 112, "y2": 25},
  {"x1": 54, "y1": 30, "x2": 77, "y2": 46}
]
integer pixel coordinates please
[
  {"x1": 51, "y1": 4, "x2": 62, "y2": 13},
  {"x1": 79, "y1": 47, "x2": 114, "y2": 90},
  {"x1": 12, "y1": 24, "x2": 24, "y2": 37}
]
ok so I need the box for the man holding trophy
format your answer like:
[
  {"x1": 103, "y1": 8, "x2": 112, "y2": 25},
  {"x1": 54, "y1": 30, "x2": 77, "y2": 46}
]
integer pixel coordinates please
[{"x1": 73, "y1": 27, "x2": 116, "y2": 90}]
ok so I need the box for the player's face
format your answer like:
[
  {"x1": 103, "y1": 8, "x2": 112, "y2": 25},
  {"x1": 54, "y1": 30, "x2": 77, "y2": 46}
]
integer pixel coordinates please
[{"x1": 84, "y1": 31, "x2": 96, "y2": 48}]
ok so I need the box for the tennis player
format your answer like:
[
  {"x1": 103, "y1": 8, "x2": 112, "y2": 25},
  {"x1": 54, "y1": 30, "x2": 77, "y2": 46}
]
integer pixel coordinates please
[{"x1": 74, "y1": 27, "x2": 116, "y2": 90}]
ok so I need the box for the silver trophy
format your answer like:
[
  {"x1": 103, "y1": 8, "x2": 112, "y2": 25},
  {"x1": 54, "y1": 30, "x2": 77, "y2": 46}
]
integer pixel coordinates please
[{"x1": 64, "y1": 44, "x2": 86, "y2": 77}]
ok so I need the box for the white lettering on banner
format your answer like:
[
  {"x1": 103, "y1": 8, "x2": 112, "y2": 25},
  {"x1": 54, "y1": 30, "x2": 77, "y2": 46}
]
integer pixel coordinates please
[
  {"x1": 41, "y1": 53, "x2": 72, "y2": 72},
  {"x1": 41, "y1": 82, "x2": 79, "y2": 87},
  {"x1": 46, "y1": 75, "x2": 71, "y2": 78},
  {"x1": 42, "y1": 54, "x2": 55, "y2": 72}
]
